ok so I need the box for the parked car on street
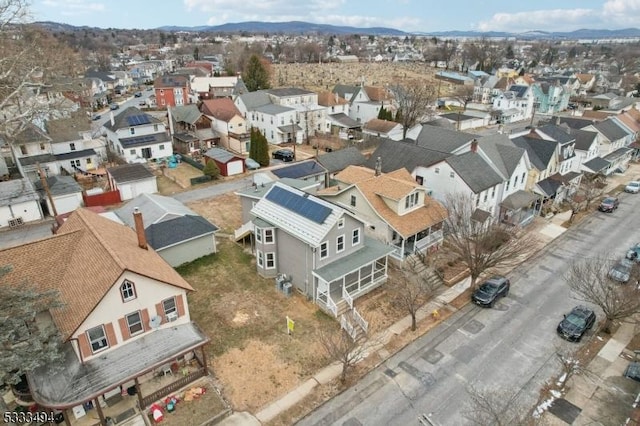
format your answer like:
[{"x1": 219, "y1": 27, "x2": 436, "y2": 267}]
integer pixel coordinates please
[
  {"x1": 557, "y1": 305, "x2": 596, "y2": 342},
  {"x1": 245, "y1": 158, "x2": 261, "y2": 170},
  {"x1": 471, "y1": 276, "x2": 510, "y2": 308},
  {"x1": 109, "y1": 103, "x2": 119, "y2": 110},
  {"x1": 134, "y1": 92, "x2": 142, "y2": 97},
  {"x1": 91, "y1": 114, "x2": 101, "y2": 121},
  {"x1": 625, "y1": 181, "x2": 640, "y2": 193},
  {"x1": 624, "y1": 362, "x2": 640, "y2": 382},
  {"x1": 608, "y1": 258, "x2": 634, "y2": 283},
  {"x1": 272, "y1": 149, "x2": 294, "y2": 162},
  {"x1": 598, "y1": 196, "x2": 619, "y2": 212},
  {"x1": 626, "y1": 243, "x2": 640, "y2": 261}
]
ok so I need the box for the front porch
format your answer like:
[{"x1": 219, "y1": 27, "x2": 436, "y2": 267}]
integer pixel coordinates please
[
  {"x1": 390, "y1": 228, "x2": 444, "y2": 261},
  {"x1": 500, "y1": 190, "x2": 542, "y2": 227},
  {"x1": 313, "y1": 239, "x2": 393, "y2": 317}
]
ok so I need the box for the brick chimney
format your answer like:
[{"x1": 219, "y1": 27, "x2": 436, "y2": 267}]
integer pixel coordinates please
[
  {"x1": 470, "y1": 139, "x2": 478, "y2": 153},
  {"x1": 375, "y1": 157, "x2": 382, "y2": 176},
  {"x1": 133, "y1": 207, "x2": 148, "y2": 250}
]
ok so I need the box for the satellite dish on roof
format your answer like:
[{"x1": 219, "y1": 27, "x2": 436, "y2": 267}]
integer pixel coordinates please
[{"x1": 149, "y1": 315, "x2": 162, "y2": 329}]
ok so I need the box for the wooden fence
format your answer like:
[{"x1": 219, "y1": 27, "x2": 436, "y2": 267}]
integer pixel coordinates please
[
  {"x1": 139, "y1": 368, "x2": 207, "y2": 408},
  {"x1": 82, "y1": 190, "x2": 121, "y2": 207}
]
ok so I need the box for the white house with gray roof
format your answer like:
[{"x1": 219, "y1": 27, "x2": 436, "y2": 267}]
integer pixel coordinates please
[
  {"x1": 115, "y1": 193, "x2": 219, "y2": 267},
  {"x1": 0, "y1": 178, "x2": 43, "y2": 228},
  {"x1": 241, "y1": 181, "x2": 393, "y2": 319},
  {"x1": 492, "y1": 85, "x2": 535, "y2": 124}
]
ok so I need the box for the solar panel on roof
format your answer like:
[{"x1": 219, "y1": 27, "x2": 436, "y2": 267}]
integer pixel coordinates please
[
  {"x1": 126, "y1": 114, "x2": 151, "y2": 126},
  {"x1": 265, "y1": 186, "x2": 331, "y2": 224}
]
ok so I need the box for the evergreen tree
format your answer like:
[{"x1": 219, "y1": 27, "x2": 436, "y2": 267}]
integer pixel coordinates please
[
  {"x1": 203, "y1": 159, "x2": 220, "y2": 179},
  {"x1": 394, "y1": 108, "x2": 403, "y2": 123},
  {"x1": 256, "y1": 131, "x2": 270, "y2": 167},
  {"x1": 242, "y1": 54, "x2": 271, "y2": 92}
]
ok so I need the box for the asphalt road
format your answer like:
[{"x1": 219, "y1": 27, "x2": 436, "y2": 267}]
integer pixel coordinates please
[{"x1": 298, "y1": 192, "x2": 640, "y2": 426}]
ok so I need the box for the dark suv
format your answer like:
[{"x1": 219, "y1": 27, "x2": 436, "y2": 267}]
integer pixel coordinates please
[
  {"x1": 272, "y1": 149, "x2": 294, "y2": 162},
  {"x1": 599, "y1": 196, "x2": 619, "y2": 212},
  {"x1": 557, "y1": 305, "x2": 596, "y2": 342},
  {"x1": 471, "y1": 276, "x2": 510, "y2": 308}
]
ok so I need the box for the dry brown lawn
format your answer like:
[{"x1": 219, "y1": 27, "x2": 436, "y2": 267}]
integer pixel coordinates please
[{"x1": 186, "y1": 192, "x2": 243, "y2": 234}]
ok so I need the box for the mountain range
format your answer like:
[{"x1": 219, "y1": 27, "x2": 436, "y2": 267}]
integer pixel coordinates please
[{"x1": 36, "y1": 20, "x2": 640, "y2": 39}]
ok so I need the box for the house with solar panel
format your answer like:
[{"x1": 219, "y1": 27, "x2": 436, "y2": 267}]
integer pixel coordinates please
[
  {"x1": 247, "y1": 181, "x2": 393, "y2": 318},
  {"x1": 104, "y1": 107, "x2": 172, "y2": 163}
]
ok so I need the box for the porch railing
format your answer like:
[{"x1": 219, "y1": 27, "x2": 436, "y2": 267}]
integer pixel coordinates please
[
  {"x1": 352, "y1": 307, "x2": 368, "y2": 334},
  {"x1": 340, "y1": 315, "x2": 357, "y2": 340},
  {"x1": 342, "y1": 286, "x2": 354, "y2": 308},
  {"x1": 326, "y1": 296, "x2": 338, "y2": 317},
  {"x1": 390, "y1": 244, "x2": 404, "y2": 260},
  {"x1": 414, "y1": 229, "x2": 443, "y2": 252},
  {"x1": 234, "y1": 221, "x2": 254, "y2": 240},
  {"x1": 139, "y1": 368, "x2": 206, "y2": 408}
]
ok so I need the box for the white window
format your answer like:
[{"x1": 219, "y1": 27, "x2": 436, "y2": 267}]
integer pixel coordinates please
[
  {"x1": 264, "y1": 229, "x2": 274, "y2": 244},
  {"x1": 257, "y1": 250, "x2": 264, "y2": 267},
  {"x1": 163, "y1": 297, "x2": 177, "y2": 316},
  {"x1": 320, "y1": 242, "x2": 328, "y2": 259},
  {"x1": 120, "y1": 280, "x2": 136, "y2": 302},
  {"x1": 337, "y1": 235, "x2": 345, "y2": 253},
  {"x1": 255, "y1": 228, "x2": 262, "y2": 243},
  {"x1": 87, "y1": 325, "x2": 108, "y2": 353},
  {"x1": 126, "y1": 311, "x2": 143, "y2": 336},
  {"x1": 266, "y1": 252, "x2": 276, "y2": 269},
  {"x1": 352, "y1": 228, "x2": 360, "y2": 246},
  {"x1": 338, "y1": 218, "x2": 345, "y2": 229},
  {"x1": 405, "y1": 192, "x2": 419, "y2": 209}
]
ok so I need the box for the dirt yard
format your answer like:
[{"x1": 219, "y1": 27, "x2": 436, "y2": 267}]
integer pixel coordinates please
[{"x1": 186, "y1": 192, "x2": 243, "y2": 234}]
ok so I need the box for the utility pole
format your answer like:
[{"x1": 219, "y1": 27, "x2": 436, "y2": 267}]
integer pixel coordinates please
[
  {"x1": 290, "y1": 117, "x2": 297, "y2": 161},
  {"x1": 37, "y1": 162, "x2": 58, "y2": 217}
]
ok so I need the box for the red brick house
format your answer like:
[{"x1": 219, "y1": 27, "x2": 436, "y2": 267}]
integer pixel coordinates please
[{"x1": 154, "y1": 75, "x2": 190, "y2": 108}]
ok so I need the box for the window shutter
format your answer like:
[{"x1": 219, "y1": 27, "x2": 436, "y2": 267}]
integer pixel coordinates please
[
  {"x1": 118, "y1": 317, "x2": 130, "y2": 341},
  {"x1": 176, "y1": 294, "x2": 186, "y2": 318},
  {"x1": 141, "y1": 308, "x2": 150, "y2": 332},
  {"x1": 78, "y1": 332, "x2": 91, "y2": 360},
  {"x1": 155, "y1": 302, "x2": 166, "y2": 325},
  {"x1": 105, "y1": 323, "x2": 117, "y2": 347}
]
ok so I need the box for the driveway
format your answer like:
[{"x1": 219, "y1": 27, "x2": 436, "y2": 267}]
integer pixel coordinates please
[{"x1": 298, "y1": 189, "x2": 640, "y2": 425}]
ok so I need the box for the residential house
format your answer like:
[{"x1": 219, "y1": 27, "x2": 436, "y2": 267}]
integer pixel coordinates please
[
  {"x1": 318, "y1": 91, "x2": 360, "y2": 138},
  {"x1": 581, "y1": 118, "x2": 634, "y2": 174},
  {"x1": 46, "y1": 112, "x2": 105, "y2": 174},
  {"x1": 270, "y1": 160, "x2": 327, "y2": 187},
  {"x1": 191, "y1": 76, "x2": 241, "y2": 100},
  {"x1": 318, "y1": 165, "x2": 448, "y2": 261},
  {"x1": 107, "y1": 163, "x2": 157, "y2": 201},
  {"x1": 235, "y1": 91, "x2": 300, "y2": 145},
  {"x1": 203, "y1": 147, "x2": 246, "y2": 176},
  {"x1": 245, "y1": 182, "x2": 393, "y2": 317},
  {"x1": 492, "y1": 85, "x2": 535, "y2": 124},
  {"x1": 362, "y1": 118, "x2": 403, "y2": 140},
  {"x1": 437, "y1": 112, "x2": 490, "y2": 131},
  {"x1": 115, "y1": 193, "x2": 219, "y2": 267},
  {"x1": 0, "y1": 178, "x2": 44, "y2": 228},
  {"x1": 154, "y1": 74, "x2": 190, "y2": 108},
  {"x1": 0, "y1": 208, "x2": 209, "y2": 420},
  {"x1": 531, "y1": 82, "x2": 571, "y2": 114},
  {"x1": 12, "y1": 124, "x2": 60, "y2": 181},
  {"x1": 200, "y1": 98, "x2": 250, "y2": 155},
  {"x1": 567, "y1": 128, "x2": 600, "y2": 173},
  {"x1": 168, "y1": 104, "x2": 217, "y2": 155},
  {"x1": 317, "y1": 146, "x2": 367, "y2": 186},
  {"x1": 332, "y1": 84, "x2": 393, "y2": 124},
  {"x1": 575, "y1": 73, "x2": 597, "y2": 95},
  {"x1": 474, "y1": 75, "x2": 512, "y2": 105},
  {"x1": 104, "y1": 107, "x2": 172, "y2": 163},
  {"x1": 34, "y1": 175, "x2": 83, "y2": 216}
]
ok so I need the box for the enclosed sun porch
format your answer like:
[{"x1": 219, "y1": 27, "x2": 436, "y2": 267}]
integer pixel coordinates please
[
  {"x1": 313, "y1": 239, "x2": 393, "y2": 317},
  {"x1": 389, "y1": 223, "x2": 444, "y2": 261}
]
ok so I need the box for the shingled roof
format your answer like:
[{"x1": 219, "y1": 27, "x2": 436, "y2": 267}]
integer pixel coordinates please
[{"x1": 0, "y1": 208, "x2": 193, "y2": 340}]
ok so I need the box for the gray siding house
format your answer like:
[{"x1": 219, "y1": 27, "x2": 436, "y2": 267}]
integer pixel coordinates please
[
  {"x1": 116, "y1": 193, "x2": 219, "y2": 267},
  {"x1": 238, "y1": 181, "x2": 392, "y2": 318}
]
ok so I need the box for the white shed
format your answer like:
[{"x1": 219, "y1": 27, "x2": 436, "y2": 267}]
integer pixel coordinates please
[
  {"x1": 107, "y1": 163, "x2": 158, "y2": 201},
  {"x1": 34, "y1": 175, "x2": 84, "y2": 216},
  {"x1": 0, "y1": 179, "x2": 44, "y2": 228}
]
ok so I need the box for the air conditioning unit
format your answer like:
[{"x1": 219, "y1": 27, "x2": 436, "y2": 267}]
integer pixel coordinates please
[
  {"x1": 166, "y1": 312, "x2": 178, "y2": 322},
  {"x1": 8, "y1": 217, "x2": 23, "y2": 228}
]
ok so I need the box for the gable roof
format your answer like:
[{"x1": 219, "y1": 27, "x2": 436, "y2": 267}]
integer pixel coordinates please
[
  {"x1": 413, "y1": 125, "x2": 477, "y2": 153},
  {"x1": 317, "y1": 91, "x2": 349, "y2": 107},
  {"x1": 446, "y1": 152, "x2": 504, "y2": 193},
  {"x1": 45, "y1": 112, "x2": 91, "y2": 143},
  {"x1": 364, "y1": 86, "x2": 392, "y2": 102},
  {"x1": 107, "y1": 163, "x2": 155, "y2": 182},
  {"x1": 593, "y1": 118, "x2": 631, "y2": 141},
  {"x1": 169, "y1": 104, "x2": 202, "y2": 125},
  {"x1": 365, "y1": 139, "x2": 450, "y2": 173},
  {"x1": 251, "y1": 182, "x2": 343, "y2": 247},
  {"x1": 328, "y1": 166, "x2": 447, "y2": 237},
  {"x1": 316, "y1": 147, "x2": 366, "y2": 174},
  {"x1": 567, "y1": 128, "x2": 598, "y2": 151},
  {"x1": 237, "y1": 91, "x2": 272, "y2": 110},
  {"x1": 510, "y1": 135, "x2": 557, "y2": 170},
  {"x1": 200, "y1": 97, "x2": 242, "y2": 121},
  {"x1": 115, "y1": 193, "x2": 199, "y2": 227},
  {"x1": 33, "y1": 175, "x2": 82, "y2": 197},
  {"x1": 476, "y1": 134, "x2": 526, "y2": 178},
  {"x1": 546, "y1": 116, "x2": 596, "y2": 129},
  {"x1": 204, "y1": 147, "x2": 243, "y2": 163},
  {"x1": 271, "y1": 160, "x2": 327, "y2": 179},
  {"x1": 614, "y1": 113, "x2": 640, "y2": 134},
  {"x1": 103, "y1": 107, "x2": 161, "y2": 132},
  {"x1": 332, "y1": 84, "x2": 362, "y2": 101},
  {"x1": 535, "y1": 124, "x2": 575, "y2": 144},
  {"x1": 363, "y1": 118, "x2": 400, "y2": 134},
  {"x1": 146, "y1": 215, "x2": 218, "y2": 250},
  {"x1": 0, "y1": 178, "x2": 39, "y2": 205},
  {"x1": 266, "y1": 87, "x2": 315, "y2": 97},
  {"x1": 0, "y1": 208, "x2": 193, "y2": 340}
]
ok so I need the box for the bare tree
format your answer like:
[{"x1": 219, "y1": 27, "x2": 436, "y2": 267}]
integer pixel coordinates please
[
  {"x1": 318, "y1": 313, "x2": 373, "y2": 384},
  {"x1": 443, "y1": 193, "x2": 537, "y2": 290},
  {"x1": 437, "y1": 39, "x2": 458, "y2": 70},
  {"x1": 0, "y1": 0, "x2": 81, "y2": 142},
  {"x1": 388, "y1": 257, "x2": 442, "y2": 331},
  {"x1": 564, "y1": 255, "x2": 640, "y2": 333},
  {"x1": 580, "y1": 172, "x2": 605, "y2": 210},
  {"x1": 389, "y1": 81, "x2": 437, "y2": 139},
  {"x1": 462, "y1": 385, "x2": 529, "y2": 426}
]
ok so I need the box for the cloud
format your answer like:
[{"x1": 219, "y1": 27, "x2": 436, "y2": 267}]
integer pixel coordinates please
[
  {"x1": 41, "y1": 0, "x2": 105, "y2": 16},
  {"x1": 477, "y1": 0, "x2": 640, "y2": 32}
]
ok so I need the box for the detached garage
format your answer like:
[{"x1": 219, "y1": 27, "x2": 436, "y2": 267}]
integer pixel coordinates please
[{"x1": 204, "y1": 147, "x2": 246, "y2": 176}]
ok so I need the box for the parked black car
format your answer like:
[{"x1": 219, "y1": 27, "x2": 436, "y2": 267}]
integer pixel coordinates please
[
  {"x1": 598, "y1": 196, "x2": 619, "y2": 212},
  {"x1": 471, "y1": 276, "x2": 510, "y2": 308},
  {"x1": 624, "y1": 362, "x2": 640, "y2": 382},
  {"x1": 272, "y1": 149, "x2": 294, "y2": 162},
  {"x1": 557, "y1": 305, "x2": 596, "y2": 342}
]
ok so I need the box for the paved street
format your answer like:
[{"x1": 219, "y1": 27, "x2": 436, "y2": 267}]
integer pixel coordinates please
[{"x1": 298, "y1": 190, "x2": 640, "y2": 426}]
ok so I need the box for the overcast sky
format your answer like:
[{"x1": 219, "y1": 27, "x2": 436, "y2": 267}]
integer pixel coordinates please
[{"x1": 30, "y1": 0, "x2": 640, "y2": 33}]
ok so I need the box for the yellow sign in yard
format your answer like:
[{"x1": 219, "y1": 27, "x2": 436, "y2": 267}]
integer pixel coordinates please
[{"x1": 286, "y1": 316, "x2": 295, "y2": 335}]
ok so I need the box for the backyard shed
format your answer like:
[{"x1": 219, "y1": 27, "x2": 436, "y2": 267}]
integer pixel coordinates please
[{"x1": 204, "y1": 147, "x2": 246, "y2": 176}]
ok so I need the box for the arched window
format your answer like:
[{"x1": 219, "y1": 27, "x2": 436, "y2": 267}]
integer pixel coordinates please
[{"x1": 120, "y1": 280, "x2": 136, "y2": 302}]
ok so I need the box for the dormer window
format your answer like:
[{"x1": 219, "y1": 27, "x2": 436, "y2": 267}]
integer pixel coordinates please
[
  {"x1": 405, "y1": 192, "x2": 419, "y2": 209},
  {"x1": 120, "y1": 280, "x2": 136, "y2": 302}
]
